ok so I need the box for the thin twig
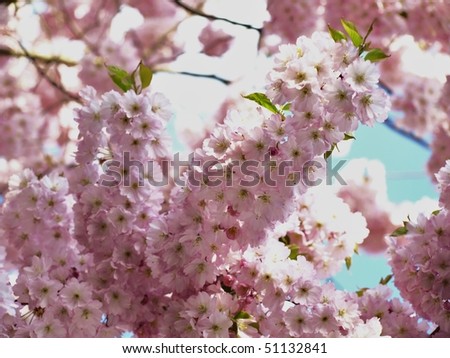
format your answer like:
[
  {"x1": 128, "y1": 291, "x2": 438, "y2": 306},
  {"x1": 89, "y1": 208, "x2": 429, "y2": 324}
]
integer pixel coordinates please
[
  {"x1": 173, "y1": 0, "x2": 262, "y2": 33},
  {"x1": 17, "y1": 41, "x2": 81, "y2": 102},
  {"x1": 156, "y1": 68, "x2": 232, "y2": 85}
]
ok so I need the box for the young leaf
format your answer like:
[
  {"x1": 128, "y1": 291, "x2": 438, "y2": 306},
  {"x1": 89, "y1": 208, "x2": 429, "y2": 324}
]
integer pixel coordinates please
[
  {"x1": 106, "y1": 65, "x2": 134, "y2": 92},
  {"x1": 139, "y1": 62, "x2": 153, "y2": 90},
  {"x1": 280, "y1": 102, "x2": 291, "y2": 112},
  {"x1": 327, "y1": 24, "x2": 346, "y2": 42},
  {"x1": 234, "y1": 311, "x2": 251, "y2": 320},
  {"x1": 345, "y1": 256, "x2": 352, "y2": 270},
  {"x1": 432, "y1": 209, "x2": 441, "y2": 216},
  {"x1": 391, "y1": 226, "x2": 408, "y2": 237},
  {"x1": 354, "y1": 244, "x2": 359, "y2": 255},
  {"x1": 324, "y1": 144, "x2": 336, "y2": 160},
  {"x1": 356, "y1": 287, "x2": 368, "y2": 297},
  {"x1": 278, "y1": 235, "x2": 290, "y2": 246},
  {"x1": 379, "y1": 274, "x2": 393, "y2": 285},
  {"x1": 288, "y1": 244, "x2": 300, "y2": 260},
  {"x1": 344, "y1": 133, "x2": 356, "y2": 140},
  {"x1": 242, "y1": 92, "x2": 280, "y2": 114},
  {"x1": 364, "y1": 48, "x2": 390, "y2": 62},
  {"x1": 341, "y1": 19, "x2": 363, "y2": 47}
]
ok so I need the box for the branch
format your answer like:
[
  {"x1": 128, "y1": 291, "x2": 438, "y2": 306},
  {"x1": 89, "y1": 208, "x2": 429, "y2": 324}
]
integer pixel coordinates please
[
  {"x1": 0, "y1": 47, "x2": 78, "y2": 67},
  {"x1": 383, "y1": 116, "x2": 430, "y2": 150},
  {"x1": 155, "y1": 68, "x2": 232, "y2": 85},
  {"x1": 379, "y1": 81, "x2": 430, "y2": 150},
  {"x1": 173, "y1": 0, "x2": 262, "y2": 33},
  {"x1": 17, "y1": 41, "x2": 81, "y2": 102}
]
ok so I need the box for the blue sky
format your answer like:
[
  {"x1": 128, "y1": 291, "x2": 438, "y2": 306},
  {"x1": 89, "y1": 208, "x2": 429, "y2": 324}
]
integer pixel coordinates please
[{"x1": 332, "y1": 121, "x2": 437, "y2": 293}]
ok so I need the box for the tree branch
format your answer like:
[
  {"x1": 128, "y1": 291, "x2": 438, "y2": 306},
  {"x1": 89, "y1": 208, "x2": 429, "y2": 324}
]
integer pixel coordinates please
[
  {"x1": 0, "y1": 46, "x2": 78, "y2": 67},
  {"x1": 383, "y1": 116, "x2": 430, "y2": 150},
  {"x1": 155, "y1": 68, "x2": 232, "y2": 85},
  {"x1": 379, "y1": 81, "x2": 430, "y2": 150},
  {"x1": 17, "y1": 41, "x2": 81, "y2": 102},
  {"x1": 173, "y1": 0, "x2": 262, "y2": 33}
]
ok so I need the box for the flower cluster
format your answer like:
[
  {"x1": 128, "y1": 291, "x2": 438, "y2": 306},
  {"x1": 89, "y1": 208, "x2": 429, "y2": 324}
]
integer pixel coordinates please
[
  {"x1": 389, "y1": 162, "x2": 450, "y2": 335},
  {"x1": 199, "y1": 24, "x2": 234, "y2": 57},
  {"x1": 0, "y1": 170, "x2": 108, "y2": 337},
  {"x1": 266, "y1": 32, "x2": 390, "y2": 134},
  {"x1": 404, "y1": 0, "x2": 450, "y2": 52},
  {"x1": 427, "y1": 123, "x2": 450, "y2": 182},
  {"x1": 273, "y1": 188, "x2": 368, "y2": 277},
  {"x1": 225, "y1": 240, "x2": 384, "y2": 338},
  {"x1": 0, "y1": 86, "x2": 172, "y2": 337},
  {"x1": 393, "y1": 75, "x2": 445, "y2": 136},
  {"x1": 0, "y1": 247, "x2": 16, "y2": 337},
  {"x1": 0, "y1": 29, "x2": 394, "y2": 337},
  {"x1": 337, "y1": 160, "x2": 396, "y2": 254},
  {"x1": 357, "y1": 285, "x2": 429, "y2": 337},
  {"x1": 263, "y1": 0, "x2": 320, "y2": 49},
  {"x1": 427, "y1": 78, "x2": 450, "y2": 181}
]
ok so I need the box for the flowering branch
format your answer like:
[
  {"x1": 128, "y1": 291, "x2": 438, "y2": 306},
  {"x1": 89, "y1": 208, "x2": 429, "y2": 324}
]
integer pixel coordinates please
[{"x1": 173, "y1": 0, "x2": 262, "y2": 33}]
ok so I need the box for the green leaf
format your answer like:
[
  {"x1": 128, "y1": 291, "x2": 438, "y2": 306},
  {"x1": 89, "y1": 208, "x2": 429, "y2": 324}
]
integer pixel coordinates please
[
  {"x1": 364, "y1": 48, "x2": 390, "y2": 62},
  {"x1": 327, "y1": 24, "x2": 346, "y2": 42},
  {"x1": 280, "y1": 102, "x2": 291, "y2": 112},
  {"x1": 139, "y1": 62, "x2": 153, "y2": 90},
  {"x1": 379, "y1": 274, "x2": 393, "y2": 285},
  {"x1": 288, "y1": 244, "x2": 300, "y2": 260},
  {"x1": 242, "y1": 92, "x2": 280, "y2": 115},
  {"x1": 106, "y1": 65, "x2": 134, "y2": 92},
  {"x1": 345, "y1": 256, "x2": 352, "y2": 270},
  {"x1": 278, "y1": 235, "x2": 290, "y2": 246},
  {"x1": 324, "y1": 144, "x2": 336, "y2": 160},
  {"x1": 341, "y1": 19, "x2": 363, "y2": 47},
  {"x1": 248, "y1": 321, "x2": 260, "y2": 332},
  {"x1": 234, "y1": 311, "x2": 251, "y2": 320},
  {"x1": 432, "y1": 209, "x2": 441, "y2": 216},
  {"x1": 356, "y1": 287, "x2": 368, "y2": 297},
  {"x1": 354, "y1": 244, "x2": 359, "y2": 255},
  {"x1": 220, "y1": 281, "x2": 235, "y2": 295},
  {"x1": 344, "y1": 133, "x2": 356, "y2": 140},
  {"x1": 391, "y1": 226, "x2": 408, "y2": 237}
]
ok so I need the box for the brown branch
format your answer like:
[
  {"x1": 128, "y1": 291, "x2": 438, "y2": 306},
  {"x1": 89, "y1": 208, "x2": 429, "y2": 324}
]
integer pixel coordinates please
[
  {"x1": 173, "y1": 0, "x2": 262, "y2": 33},
  {"x1": 154, "y1": 68, "x2": 232, "y2": 85},
  {"x1": 0, "y1": 46, "x2": 78, "y2": 67},
  {"x1": 17, "y1": 41, "x2": 81, "y2": 102},
  {"x1": 379, "y1": 81, "x2": 430, "y2": 150}
]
